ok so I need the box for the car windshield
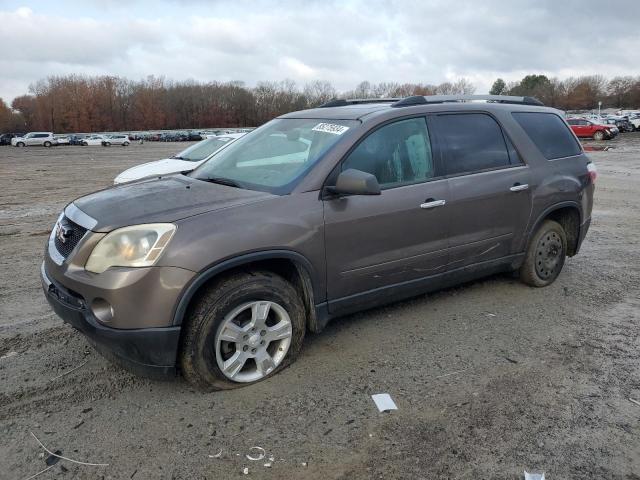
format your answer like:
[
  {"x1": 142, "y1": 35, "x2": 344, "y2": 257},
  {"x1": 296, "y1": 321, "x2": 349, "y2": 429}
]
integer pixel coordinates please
[
  {"x1": 173, "y1": 137, "x2": 234, "y2": 162},
  {"x1": 190, "y1": 118, "x2": 358, "y2": 194}
]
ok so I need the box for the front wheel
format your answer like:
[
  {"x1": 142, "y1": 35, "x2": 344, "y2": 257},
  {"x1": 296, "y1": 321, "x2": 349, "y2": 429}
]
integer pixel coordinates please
[
  {"x1": 593, "y1": 130, "x2": 605, "y2": 141},
  {"x1": 103, "y1": 142, "x2": 111, "y2": 147},
  {"x1": 180, "y1": 271, "x2": 306, "y2": 390},
  {"x1": 16, "y1": 142, "x2": 25, "y2": 147},
  {"x1": 519, "y1": 219, "x2": 567, "y2": 287}
]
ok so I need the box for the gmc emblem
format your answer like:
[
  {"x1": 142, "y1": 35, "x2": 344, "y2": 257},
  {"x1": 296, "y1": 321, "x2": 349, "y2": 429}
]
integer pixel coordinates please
[{"x1": 55, "y1": 222, "x2": 73, "y2": 244}]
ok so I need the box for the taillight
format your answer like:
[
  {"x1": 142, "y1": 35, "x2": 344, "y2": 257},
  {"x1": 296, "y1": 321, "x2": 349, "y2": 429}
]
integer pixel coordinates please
[{"x1": 587, "y1": 162, "x2": 597, "y2": 183}]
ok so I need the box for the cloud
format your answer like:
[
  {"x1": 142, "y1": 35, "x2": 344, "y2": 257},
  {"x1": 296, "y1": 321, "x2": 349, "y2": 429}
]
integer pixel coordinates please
[{"x1": 1, "y1": 0, "x2": 640, "y2": 103}]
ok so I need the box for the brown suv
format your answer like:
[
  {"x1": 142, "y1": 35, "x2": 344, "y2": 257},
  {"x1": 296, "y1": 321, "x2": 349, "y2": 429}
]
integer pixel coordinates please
[{"x1": 41, "y1": 95, "x2": 596, "y2": 390}]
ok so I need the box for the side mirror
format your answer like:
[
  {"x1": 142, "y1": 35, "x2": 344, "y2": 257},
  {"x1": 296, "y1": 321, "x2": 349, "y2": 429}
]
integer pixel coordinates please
[{"x1": 328, "y1": 168, "x2": 381, "y2": 196}]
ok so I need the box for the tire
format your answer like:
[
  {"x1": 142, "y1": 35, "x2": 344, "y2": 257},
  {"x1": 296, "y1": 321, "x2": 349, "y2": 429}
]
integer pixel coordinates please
[
  {"x1": 593, "y1": 130, "x2": 604, "y2": 141},
  {"x1": 123, "y1": 142, "x2": 129, "y2": 146},
  {"x1": 81, "y1": 142, "x2": 87, "y2": 146},
  {"x1": 519, "y1": 219, "x2": 567, "y2": 287},
  {"x1": 16, "y1": 142, "x2": 25, "y2": 147},
  {"x1": 180, "y1": 271, "x2": 306, "y2": 391},
  {"x1": 44, "y1": 141, "x2": 52, "y2": 147},
  {"x1": 103, "y1": 142, "x2": 111, "y2": 147}
]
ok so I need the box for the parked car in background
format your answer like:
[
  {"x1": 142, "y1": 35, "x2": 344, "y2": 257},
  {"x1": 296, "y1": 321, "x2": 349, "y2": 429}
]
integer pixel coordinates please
[
  {"x1": 81, "y1": 135, "x2": 108, "y2": 146},
  {"x1": 54, "y1": 135, "x2": 70, "y2": 145},
  {"x1": 102, "y1": 134, "x2": 130, "y2": 146},
  {"x1": 0, "y1": 133, "x2": 24, "y2": 145},
  {"x1": 114, "y1": 133, "x2": 245, "y2": 184},
  {"x1": 43, "y1": 94, "x2": 595, "y2": 389},
  {"x1": 602, "y1": 117, "x2": 633, "y2": 133},
  {"x1": 11, "y1": 132, "x2": 56, "y2": 147},
  {"x1": 627, "y1": 114, "x2": 640, "y2": 131},
  {"x1": 68, "y1": 134, "x2": 87, "y2": 145},
  {"x1": 566, "y1": 118, "x2": 616, "y2": 140}
]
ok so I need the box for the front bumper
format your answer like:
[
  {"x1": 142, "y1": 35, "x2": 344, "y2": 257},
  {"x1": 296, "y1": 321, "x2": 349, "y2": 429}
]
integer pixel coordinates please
[{"x1": 42, "y1": 262, "x2": 181, "y2": 377}]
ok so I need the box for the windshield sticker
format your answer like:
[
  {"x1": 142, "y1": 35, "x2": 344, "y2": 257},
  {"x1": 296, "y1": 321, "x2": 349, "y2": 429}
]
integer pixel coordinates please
[{"x1": 312, "y1": 123, "x2": 350, "y2": 135}]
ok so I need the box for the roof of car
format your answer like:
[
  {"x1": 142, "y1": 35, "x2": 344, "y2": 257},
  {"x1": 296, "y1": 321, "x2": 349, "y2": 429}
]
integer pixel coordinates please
[{"x1": 280, "y1": 98, "x2": 556, "y2": 122}]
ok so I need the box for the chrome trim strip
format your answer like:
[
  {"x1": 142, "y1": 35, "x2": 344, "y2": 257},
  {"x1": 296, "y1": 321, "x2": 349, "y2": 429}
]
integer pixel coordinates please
[
  {"x1": 48, "y1": 212, "x2": 65, "y2": 265},
  {"x1": 65, "y1": 203, "x2": 98, "y2": 230},
  {"x1": 40, "y1": 261, "x2": 52, "y2": 288}
]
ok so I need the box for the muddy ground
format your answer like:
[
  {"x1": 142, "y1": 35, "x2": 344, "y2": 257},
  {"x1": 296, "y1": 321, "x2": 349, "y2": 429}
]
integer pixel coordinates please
[{"x1": 0, "y1": 136, "x2": 638, "y2": 479}]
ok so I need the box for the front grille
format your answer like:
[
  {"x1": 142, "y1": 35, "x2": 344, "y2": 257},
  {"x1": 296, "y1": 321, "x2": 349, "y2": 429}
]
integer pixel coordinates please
[{"x1": 54, "y1": 216, "x2": 87, "y2": 259}]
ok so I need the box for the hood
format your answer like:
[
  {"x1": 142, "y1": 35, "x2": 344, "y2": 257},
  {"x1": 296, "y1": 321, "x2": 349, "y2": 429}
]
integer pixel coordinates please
[
  {"x1": 74, "y1": 174, "x2": 273, "y2": 232},
  {"x1": 115, "y1": 158, "x2": 201, "y2": 182}
]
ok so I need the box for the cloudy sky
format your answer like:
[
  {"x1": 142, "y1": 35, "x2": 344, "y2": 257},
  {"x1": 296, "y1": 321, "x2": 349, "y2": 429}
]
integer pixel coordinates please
[{"x1": 1, "y1": 0, "x2": 640, "y2": 103}]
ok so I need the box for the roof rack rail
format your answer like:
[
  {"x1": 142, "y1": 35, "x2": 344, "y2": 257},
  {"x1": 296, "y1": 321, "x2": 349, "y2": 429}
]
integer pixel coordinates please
[
  {"x1": 392, "y1": 94, "x2": 544, "y2": 107},
  {"x1": 319, "y1": 98, "x2": 401, "y2": 108}
]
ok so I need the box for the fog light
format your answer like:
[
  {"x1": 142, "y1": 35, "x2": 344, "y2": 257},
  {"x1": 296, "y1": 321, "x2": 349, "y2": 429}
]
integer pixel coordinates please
[{"x1": 91, "y1": 298, "x2": 114, "y2": 324}]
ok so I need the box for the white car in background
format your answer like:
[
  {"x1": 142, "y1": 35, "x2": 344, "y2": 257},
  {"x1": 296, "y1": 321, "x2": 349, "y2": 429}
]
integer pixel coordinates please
[
  {"x1": 81, "y1": 135, "x2": 108, "y2": 146},
  {"x1": 11, "y1": 132, "x2": 56, "y2": 147},
  {"x1": 103, "y1": 134, "x2": 130, "y2": 146},
  {"x1": 113, "y1": 133, "x2": 246, "y2": 184}
]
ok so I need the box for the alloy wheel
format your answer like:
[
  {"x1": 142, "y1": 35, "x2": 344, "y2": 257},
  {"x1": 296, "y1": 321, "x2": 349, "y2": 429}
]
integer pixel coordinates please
[{"x1": 215, "y1": 300, "x2": 292, "y2": 383}]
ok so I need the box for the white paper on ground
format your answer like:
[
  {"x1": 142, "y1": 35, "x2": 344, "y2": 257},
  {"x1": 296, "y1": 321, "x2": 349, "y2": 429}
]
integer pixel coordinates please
[
  {"x1": 524, "y1": 471, "x2": 545, "y2": 480},
  {"x1": 371, "y1": 393, "x2": 398, "y2": 412}
]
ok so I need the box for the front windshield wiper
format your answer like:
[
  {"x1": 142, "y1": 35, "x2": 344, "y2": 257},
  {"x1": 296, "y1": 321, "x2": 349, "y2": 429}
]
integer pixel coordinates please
[{"x1": 201, "y1": 176, "x2": 243, "y2": 188}]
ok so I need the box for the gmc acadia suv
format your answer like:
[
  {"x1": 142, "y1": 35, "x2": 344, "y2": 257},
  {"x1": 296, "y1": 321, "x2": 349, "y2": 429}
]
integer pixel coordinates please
[{"x1": 41, "y1": 94, "x2": 595, "y2": 390}]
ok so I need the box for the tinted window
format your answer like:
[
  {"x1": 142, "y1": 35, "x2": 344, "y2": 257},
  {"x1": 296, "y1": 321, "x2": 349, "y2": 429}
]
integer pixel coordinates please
[
  {"x1": 512, "y1": 112, "x2": 581, "y2": 160},
  {"x1": 434, "y1": 113, "x2": 511, "y2": 175},
  {"x1": 342, "y1": 117, "x2": 434, "y2": 189},
  {"x1": 567, "y1": 119, "x2": 578, "y2": 125}
]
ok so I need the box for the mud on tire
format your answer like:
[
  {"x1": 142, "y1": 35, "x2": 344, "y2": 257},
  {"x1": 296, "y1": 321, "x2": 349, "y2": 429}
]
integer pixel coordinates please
[
  {"x1": 519, "y1": 219, "x2": 567, "y2": 287},
  {"x1": 179, "y1": 271, "x2": 306, "y2": 391}
]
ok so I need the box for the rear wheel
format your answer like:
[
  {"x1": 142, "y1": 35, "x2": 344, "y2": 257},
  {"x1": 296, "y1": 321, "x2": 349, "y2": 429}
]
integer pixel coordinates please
[
  {"x1": 44, "y1": 141, "x2": 52, "y2": 147},
  {"x1": 123, "y1": 141, "x2": 130, "y2": 146},
  {"x1": 519, "y1": 219, "x2": 567, "y2": 287},
  {"x1": 180, "y1": 271, "x2": 305, "y2": 390},
  {"x1": 593, "y1": 130, "x2": 605, "y2": 141}
]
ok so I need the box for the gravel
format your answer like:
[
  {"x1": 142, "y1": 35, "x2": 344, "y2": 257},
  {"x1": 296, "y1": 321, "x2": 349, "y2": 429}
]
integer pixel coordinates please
[{"x1": 1, "y1": 136, "x2": 639, "y2": 479}]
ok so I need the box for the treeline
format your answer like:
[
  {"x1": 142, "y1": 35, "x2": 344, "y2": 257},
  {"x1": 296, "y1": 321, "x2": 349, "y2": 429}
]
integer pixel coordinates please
[
  {"x1": 490, "y1": 74, "x2": 640, "y2": 111},
  {"x1": 1, "y1": 73, "x2": 639, "y2": 134},
  {"x1": 0, "y1": 76, "x2": 475, "y2": 133}
]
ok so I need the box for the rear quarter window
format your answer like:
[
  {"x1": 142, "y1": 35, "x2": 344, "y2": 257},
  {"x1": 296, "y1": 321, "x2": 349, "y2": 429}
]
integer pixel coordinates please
[{"x1": 512, "y1": 112, "x2": 581, "y2": 160}]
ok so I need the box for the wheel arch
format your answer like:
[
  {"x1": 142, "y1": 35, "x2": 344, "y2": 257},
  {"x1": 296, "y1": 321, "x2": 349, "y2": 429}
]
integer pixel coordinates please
[
  {"x1": 172, "y1": 250, "x2": 323, "y2": 332},
  {"x1": 528, "y1": 202, "x2": 582, "y2": 257}
]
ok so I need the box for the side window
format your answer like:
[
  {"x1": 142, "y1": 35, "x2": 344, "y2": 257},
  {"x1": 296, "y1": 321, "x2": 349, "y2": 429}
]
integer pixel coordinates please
[
  {"x1": 512, "y1": 112, "x2": 582, "y2": 160},
  {"x1": 434, "y1": 113, "x2": 511, "y2": 176},
  {"x1": 342, "y1": 117, "x2": 434, "y2": 189}
]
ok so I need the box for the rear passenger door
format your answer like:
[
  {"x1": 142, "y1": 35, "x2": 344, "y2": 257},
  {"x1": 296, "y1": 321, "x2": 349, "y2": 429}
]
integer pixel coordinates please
[{"x1": 431, "y1": 113, "x2": 532, "y2": 269}]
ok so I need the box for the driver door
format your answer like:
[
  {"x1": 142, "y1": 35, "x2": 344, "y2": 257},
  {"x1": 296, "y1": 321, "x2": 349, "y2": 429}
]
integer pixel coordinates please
[{"x1": 323, "y1": 116, "x2": 450, "y2": 313}]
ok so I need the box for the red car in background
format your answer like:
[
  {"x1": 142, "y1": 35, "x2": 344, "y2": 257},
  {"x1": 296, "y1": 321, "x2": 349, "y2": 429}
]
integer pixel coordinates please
[{"x1": 567, "y1": 118, "x2": 616, "y2": 140}]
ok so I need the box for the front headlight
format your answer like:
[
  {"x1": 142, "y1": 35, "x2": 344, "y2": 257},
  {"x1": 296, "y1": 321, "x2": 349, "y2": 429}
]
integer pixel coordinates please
[{"x1": 85, "y1": 223, "x2": 176, "y2": 274}]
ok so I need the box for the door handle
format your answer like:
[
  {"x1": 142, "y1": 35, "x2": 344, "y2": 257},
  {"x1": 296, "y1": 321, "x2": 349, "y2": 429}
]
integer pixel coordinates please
[
  {"x1": 420, "y1": 199, "x2": 446, "y2": 209},
  {"x1": 509, "y1": 183, "x2": 529, "y2": 192}
]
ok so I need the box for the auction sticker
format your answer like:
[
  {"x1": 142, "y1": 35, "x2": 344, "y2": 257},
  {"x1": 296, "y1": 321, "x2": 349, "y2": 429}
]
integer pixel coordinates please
[{"x1": 312, "y1": 123, "x2": 350, "y2": 135}]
